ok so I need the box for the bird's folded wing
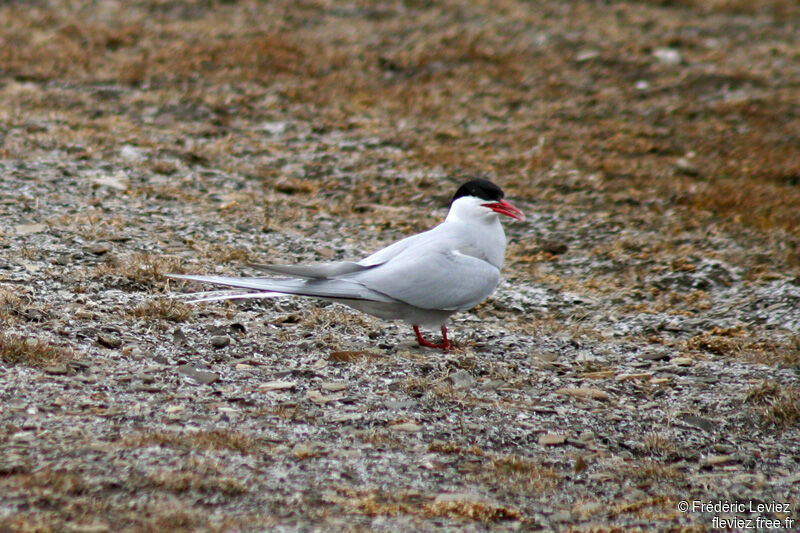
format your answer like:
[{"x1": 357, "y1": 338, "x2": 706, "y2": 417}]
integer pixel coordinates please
[
  {"x1": 248, "y1": 261, "x2": 375, "y2": 279},
  {"x1": 167, "y1": 274, "x2": 398, "y2": 303},
  {"x1": 353, "y1": 250, "x2": 500, "y2": 311}
]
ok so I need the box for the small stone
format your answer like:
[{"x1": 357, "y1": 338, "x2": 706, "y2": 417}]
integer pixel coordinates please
[
  {"x1": 390, "y1": 422, "x2": 423, "y2": 432},
  {"x1": 679, "y1": 414, "x2": 717, "y2": 432},
  {"x1": 615, "y1": 372, "x2": 653, "y2": 381},
  {"x1": 704, "y1": 454, "x2": 738, "y2": 466},
  {"x1": 671, "y1": 357, "x2": 694, "y2": 366},
  {"x1": 316, "y1": 246, "x2": 336, "y2": 259},
  {"x1": 538, "y1": 433, "x2": 567, "y2": 446},
  {"x1": 321, "y1": 382, "x2": 346, "y2": 392},
  {"x1": 84, "y1": 243, "x2": 111, "y2": 255},
  {"x1": 448, "y1": 370, "x2": 475, "y2": 390},
  {"x1": 556, "y1": 387, "x2": 610, "y2": 401},
  {"x1": 573, "y1": 501, "x2": 603, "y2": 516},
  {"x1": 536, "y1": 240, "x2": 568, "y2": 255},
  {"x1": 177, "y1": 364, "x2": 220, "y2": 385},
  {"x1": 574, "y1": 455, "x2": 588, "y2": 473},
  {"x1": 97, "y1": 333, "x2": 122, "y2": 349},
  {"x1": 210, "y1": 335, "x2": 231, "y2": 349},
  {"x1": 44, "y1": 364, "x2": 69, "y2": 375},
  {"x1": 653, "y1": 47, "x2": 681, "y2": 65},
  {"x1": 675, "y1": 157, "x2": 699, "y2": 176},
  {"x1": 15, "y1": 223, "x2": 47, "y2": 235},
  {"x1": 307, "y1": 390, "x2": 344, "y2": 404},
  {"x1": 259, "y1": 381, "x2": 297, "y2": 391},
  {"x1": 120, "y1": 145, "x2": 146, "y2": 161}
]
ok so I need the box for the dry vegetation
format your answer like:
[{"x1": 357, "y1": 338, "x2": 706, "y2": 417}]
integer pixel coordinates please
[{"x1": 1, "y1": 0, "x2": 799, "y2": 531}]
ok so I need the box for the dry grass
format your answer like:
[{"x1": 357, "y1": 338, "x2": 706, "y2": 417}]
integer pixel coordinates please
[
  {"x1": 90, "y1": 253, "x2": 186, "y2": 289},
  {"x1": 613, "y1": 460, "x2": 687, "y2": 482},
  {"x1": 143, "y1": 469, "x2": 248, "y2": 495},
  {"x1": 746, "y1": 381, "x2": 800, "y2": 428},
  {"x1": 121, "y1": 429, "x2": 257, "y2": 454},
  {"x1": 127, "y1": 298, "x2": 192, "y2": 322},
  {"x1": 483, "y1": 454, "x2": 560, "y2": 493},
  {"x1": 0, "y1": 333, "x2": 73, "y2": 367},
  {"x1": 328, "y1": 487, "x2": 522, "y2": 524},
  {"x1": 687, "y1": 328, "x2": 800, "y2": 366}
]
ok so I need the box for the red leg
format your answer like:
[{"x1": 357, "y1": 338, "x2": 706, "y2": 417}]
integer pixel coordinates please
[{"x1": 413, "y1": 325, "x2": 451, "y2": 351}]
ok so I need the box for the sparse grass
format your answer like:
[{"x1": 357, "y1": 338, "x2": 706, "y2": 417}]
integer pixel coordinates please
[
  {"x1": 428, "y1": 440, "x2": 483, "y2": 456},
  {"x1": 0, "y1": 289, "x2": 24, "y2": 324},
  {"x1": 121, "y1": 430, "x2": 257, "y2": 454},
  {"x1": 143, "y1": 469, "x2": 248, "y2": 495},
  {"x1": 90, "y1": 253, "x2": 185, "y2": 289},
  {"x1": 612, "y1": 460, "x2": 687, "y2": 482},
  {"x1": 482, "y1": 454, "x2": 560, "y2": 493},
  {"x1": 642, "y1": 432, "x2": 678, "y2": 456},
  {"x1": 0, "y1": 333, "x2": 73, "y2": 367},
  {"x1": 127, "y1": 298, "x2": 192, "y2": 322},
  {"x1": 746, "y1": 381, "x2": 800, "y2": 428},
  {"x1": 328, "y1": 487, "x2": 523, "y2": 524},
  {"x1": 688, "y1": 329, "x2": 800, "y2": 366}
]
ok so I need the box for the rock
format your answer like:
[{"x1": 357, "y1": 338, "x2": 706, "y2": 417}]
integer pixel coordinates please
[
  {"x1": 97, "y1": 333, "x2": 122, "y2": 349},
  {"x1": 259, "y1": 381, "x2": 297, "y2": 391},
  {"x1": 615, "y1": 372, "x2": 652, "y2": 381},
  {"x1": 448, "y1": 370, "x2": 475, "y2": 390},
  {"x1": 210, "y1": 335, "x2": 231, "y2": 349},
  {"x1": 177, "y1": 364, "x2": 220, "y2": 385},
  {"x1": 679, "y1": 414, "x2": 717, "y2": 432},
  {"x1": 120, "y1": 145, "x2": 145, "y2": 161},
  {"x1": 390, "y1": 422, "x2": 423, "y2": 432},
  {"x1": 653, "y1": 47, "x2": 681, "y2": 65},
  {"x1": 15, "y1": 223, "x2": 47, "y2": 235},
  {"x1": 539, "y1": 433, "x2": 567, "y2": 446},
  {"x1": 84, "y1": 243, "x2": 111, "y2": 255},
  {"x1": 671, "y1": 357, "x2": 693, "y2": 367},
  {"x1": 704, "y1": 454, "x2": 738, "y2": 466},
  {"x1": 44, "y1": 364, "x2": 69, "y2": 375},
  {"x1": 307, "y1": 390, "x2": 345, "y2": 404},
  {"x1": 556, "y1": 387, "x2": 610, "y2": 401},
  {"x1": 321, "y1": 382, "x2": 347, "y2": 392},
  {"x1": 536, "y1": 240, "x2": 568, "y2": 255}
]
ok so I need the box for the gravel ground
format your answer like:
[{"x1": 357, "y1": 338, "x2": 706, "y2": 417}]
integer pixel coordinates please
[{"x1": 1, "y1": 1, "x2": 799, "y2": 531}]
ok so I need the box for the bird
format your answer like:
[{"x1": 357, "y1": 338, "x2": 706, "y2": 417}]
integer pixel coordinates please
[{"x1": 168, "y1": 179, "x2": 524, "y2": 350}]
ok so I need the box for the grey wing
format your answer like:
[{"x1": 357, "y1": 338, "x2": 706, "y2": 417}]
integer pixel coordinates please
[
  {"x1": 352, "y1": 250, "x2": 500, "y2": 311},
  {"x1": 249, "y1": 261, "x2": 374, "y2": 279},
  {"x1": 167, "y1": 274, "x2": 398, "y2": 302}
]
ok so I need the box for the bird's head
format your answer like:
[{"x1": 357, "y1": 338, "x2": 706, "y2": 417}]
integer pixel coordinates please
[{"x1": 446, "y1": 179, "x2": 525, "y2": 223}]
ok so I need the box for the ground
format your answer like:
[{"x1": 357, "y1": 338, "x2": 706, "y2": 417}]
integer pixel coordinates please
[{"x1": 1, "y1": 0, "x2": 799, "y2": 531}]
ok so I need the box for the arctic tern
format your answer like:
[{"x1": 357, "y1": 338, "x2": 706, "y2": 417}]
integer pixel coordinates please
[{"x1": 168, "y1": 179, "x2": 524, "y2": 350}]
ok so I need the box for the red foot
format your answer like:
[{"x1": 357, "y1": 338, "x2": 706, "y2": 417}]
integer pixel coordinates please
[{"x1": 413, "y1": 325, "x2": 451, "y2": 351}]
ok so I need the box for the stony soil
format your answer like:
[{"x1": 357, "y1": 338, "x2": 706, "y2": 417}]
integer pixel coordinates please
[{"x1": 1, "y1": 1, "x2": 799, "y2": 531}]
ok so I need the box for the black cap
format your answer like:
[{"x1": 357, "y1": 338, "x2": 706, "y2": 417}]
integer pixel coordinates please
[{"x1": 450, "y1": 179, "x2": 504, "y2": 206}]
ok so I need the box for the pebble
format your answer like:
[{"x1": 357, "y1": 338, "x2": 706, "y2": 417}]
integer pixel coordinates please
[
  {"x1": 671, "y1": 357, "x2": 694, "y2": 366},
  {"x1": 15, "y1": 223, "x2": 47, "y2": 235},
  {"x1": 321, "y1": 382, "x2": 347, "y2": 392},
  {"x1": 556, "y1": 387, "x2": 610, "y2": 401},
  {"x1": 44, "y1": 364, "x2": 69, "y2": 375},
  {"x1": 390, "y1": 422, "x2": 423, "y2": 432},
  {"x1": 97, "y1": 333, "x2": 122, "y2": 349},
  {"x1": 210, "y1": 335, "x2": 231, "y2": 349},
  {"x1": 177, "y1": 364, "x2": 220, "y2": 386},
  {"x1": 539, "y1": 433, "x2": 567, "y2": 446},
  {"x1": 84, "y1": 243, "x2": 111, "y2": 255},
  {"x1": 448, "y1": 370, "x2": 476, "y2": 390},
  {"x1": 259, "y1": 381, "x2": 297, "y2": 391}
]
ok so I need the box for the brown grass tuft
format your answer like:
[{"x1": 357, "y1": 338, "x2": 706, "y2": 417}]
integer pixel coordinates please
[
  {"x1": 0, "y1": 333, "x2": 73, "y2": 367},
  {"x1": 121, "y1": 429, "x2": 257, "y2": 454},
  {"x1": 424, "y1": 497, "x2": 522, "y2": 523},
  {"x1": 128, "y1": 298, "x2": 192, "y2": 322},
  {"x1": 91, "y1": 253, "x2": 186, "y2": 289},
  {"x1": 746, "y1": 381, "x2": 800, "y2": 428}
]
